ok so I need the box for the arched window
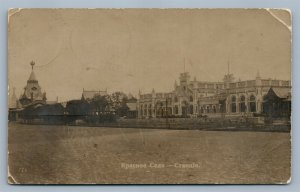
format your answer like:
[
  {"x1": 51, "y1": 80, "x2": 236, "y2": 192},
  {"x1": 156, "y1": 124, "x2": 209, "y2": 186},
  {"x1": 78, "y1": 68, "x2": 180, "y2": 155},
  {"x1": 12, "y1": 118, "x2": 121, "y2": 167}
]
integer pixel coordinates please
[
  {"x1": 144, "y1": 104, "x2": 148, "y2": 116},
  {"x1": 148, "y1": 104, "x2": 152, "y2": 116},
  {"x1": 157, "y1": 102, "x2": 163, "y2": 117},
  {"x1": 212, "y1": 105, "x2": 216, "y2": 113},
  {"x1": 231, "y1": 96, "x2": 237, "y2": 113},
  {"x1": 240, "y1": 95, "x2": 246, "y2": 112},
  {"x1": 250, "y1": 95, "x2": 256, "y2": 112},
  {"x1": 167, "y1": 107, "x2": 172, "y2": 116},
  {"x1": 206, "y1": 106, "x2": 210, "y2": 113},
  {"x1": 174, "y1": 96, "x2": 178, "y2": 102},
  {"x1": 189, "y1": 105, "x2": 193, "y2": 114},
  {"x1": 140, "y1": 104, "x2": 143, "y2": 116},
  {"x1": 200, "y1": 107, "x2": 204, "y2": 113},
  {"x1": 190, "y1": 96, "x2": 193, "y2": 102},
  {"x1": 175, "y1": 105, "x2": 178, "y2": 114}
]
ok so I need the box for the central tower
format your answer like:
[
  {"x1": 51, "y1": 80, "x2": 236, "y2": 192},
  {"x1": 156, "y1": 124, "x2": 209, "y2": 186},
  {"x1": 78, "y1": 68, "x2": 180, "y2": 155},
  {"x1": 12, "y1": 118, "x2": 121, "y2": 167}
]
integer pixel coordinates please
[{"x1": 179, "y1": 72, "x2": 190, "y2": 86}]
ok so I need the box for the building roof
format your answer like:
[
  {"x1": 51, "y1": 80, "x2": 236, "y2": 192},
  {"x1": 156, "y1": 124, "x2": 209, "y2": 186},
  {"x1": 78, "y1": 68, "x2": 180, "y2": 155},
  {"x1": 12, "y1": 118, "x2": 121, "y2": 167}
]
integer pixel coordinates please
[
  {"x1": 82, "y1": 90, "x2": 108, "y2": 100},
  {"x1": 28, "y1": 71, "x2": 37, "y2": 81},
  {"x1": 23, "y1": 100, "x2": 46, "y2": 108},
  {"x1": 126, "y1": 102, "x2": 137, "y2": 111},
  {"x1": 271, "y1": 87, "x2": 291, "y2": 99},
  {"x1": 127, "y1": 97, "x2": 137, "y2": 103},
  {"x1": 46, "y1": 101, "x2": 58, "y2": 105}
]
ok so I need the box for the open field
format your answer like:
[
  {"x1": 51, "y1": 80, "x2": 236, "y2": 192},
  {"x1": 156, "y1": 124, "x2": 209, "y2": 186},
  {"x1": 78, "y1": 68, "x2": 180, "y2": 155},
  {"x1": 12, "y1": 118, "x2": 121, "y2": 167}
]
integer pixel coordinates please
[{"x1": 8, "y1": 122, "x2": 291, "y2": 184}]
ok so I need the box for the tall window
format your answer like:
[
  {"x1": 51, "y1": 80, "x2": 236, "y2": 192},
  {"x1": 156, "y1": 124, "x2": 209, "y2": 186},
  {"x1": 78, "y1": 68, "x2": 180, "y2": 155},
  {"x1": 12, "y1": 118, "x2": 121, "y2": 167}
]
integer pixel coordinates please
[
  {"x1": 231, "y1": 96, "x2": 237, "y2": 113},
  {"x1": 144, "y1": 104, "x2": 148, "y2": 116},
  {"x1": 200, "y1": 107, "x2": 204, "y2": 113},
  {"x1": 240, "y1": 95, "x2": 246, "y2": 112},
  {"x1": 149, "y1": 104, "x2": 152, "y2": 116},
  {"x1": 206, "y1": 106, "x2": 210, "y2": 113},
  {"x1": 175, "y1": 105, "x2": 178, "y2": 114},
  {"x1": 250, "y1": 95, "x2": 256, "y2": 112},
  {"x1": 174, "y1": 96, "x2": 178, "y2": 102},
  {"x1": 190, "y1": 96, "x2": 193, "y2": 102},
  {"x1": 212, "y1": 105, "x2": 216, "y2": 113},
  {"x1": 189, "y1": 105, "x2": 193, "y2": 114},
  {"x1": 140, "y1": 105, "x2": 143, "y2": 116}
]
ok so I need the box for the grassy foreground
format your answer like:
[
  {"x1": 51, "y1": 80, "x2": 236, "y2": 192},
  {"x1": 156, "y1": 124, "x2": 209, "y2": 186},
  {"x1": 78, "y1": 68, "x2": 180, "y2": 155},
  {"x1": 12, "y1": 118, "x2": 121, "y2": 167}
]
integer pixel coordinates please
[{"x1": 8, "y1": 122, "x2": 290, "y2": 184}]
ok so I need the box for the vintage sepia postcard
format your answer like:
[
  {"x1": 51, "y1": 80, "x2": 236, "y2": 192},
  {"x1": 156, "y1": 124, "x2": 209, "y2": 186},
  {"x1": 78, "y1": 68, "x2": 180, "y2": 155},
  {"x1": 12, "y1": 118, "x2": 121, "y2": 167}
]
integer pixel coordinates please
[{"x1": 8, "y1": 9, "x2": 291, "y2": 184}]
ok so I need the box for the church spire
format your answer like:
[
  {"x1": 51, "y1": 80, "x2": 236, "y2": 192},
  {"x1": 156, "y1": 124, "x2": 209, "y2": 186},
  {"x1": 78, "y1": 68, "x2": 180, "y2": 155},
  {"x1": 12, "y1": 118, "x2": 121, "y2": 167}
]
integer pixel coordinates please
[
  {"x1": 30, "y1": 61, "x2": 35, "y2": 71},
  {"x1": 28, "y1": 61, "x2": 37, "y2": 82}
]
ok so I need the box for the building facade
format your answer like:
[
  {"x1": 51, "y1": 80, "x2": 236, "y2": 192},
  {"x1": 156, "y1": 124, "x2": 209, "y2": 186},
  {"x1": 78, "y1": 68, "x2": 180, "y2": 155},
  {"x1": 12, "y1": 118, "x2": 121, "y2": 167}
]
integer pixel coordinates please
[{"x1": 137, "y1": 71, "x2": 291, "y2": 118}]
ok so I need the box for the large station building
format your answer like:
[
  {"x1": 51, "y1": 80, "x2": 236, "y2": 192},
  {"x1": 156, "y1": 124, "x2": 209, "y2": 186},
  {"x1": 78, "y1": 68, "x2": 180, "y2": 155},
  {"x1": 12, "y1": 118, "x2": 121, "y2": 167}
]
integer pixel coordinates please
[{"x1": 137, "y1": 71, "x2": 291, "y2": 118}]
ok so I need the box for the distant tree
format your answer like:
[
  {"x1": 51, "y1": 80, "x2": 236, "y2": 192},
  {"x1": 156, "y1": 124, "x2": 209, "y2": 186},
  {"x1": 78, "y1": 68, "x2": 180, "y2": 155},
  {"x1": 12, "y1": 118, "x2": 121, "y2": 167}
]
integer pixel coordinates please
[
  {"x1": 118, "y1": 104, "x2": 129, "y2": 117},
  {"x1": 90, "y1": 95, "x2": 110, "y2": 114},
  {"x1": 111, "y1": 92, "x2": 129, "y2": 117}
]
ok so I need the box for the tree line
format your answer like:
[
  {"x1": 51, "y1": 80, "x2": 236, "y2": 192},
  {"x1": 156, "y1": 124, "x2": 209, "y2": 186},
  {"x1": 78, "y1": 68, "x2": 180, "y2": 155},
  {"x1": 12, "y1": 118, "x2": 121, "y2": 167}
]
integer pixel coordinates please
[{"x1": 20, "y1": 92, "x2": 135, "y2": 124}]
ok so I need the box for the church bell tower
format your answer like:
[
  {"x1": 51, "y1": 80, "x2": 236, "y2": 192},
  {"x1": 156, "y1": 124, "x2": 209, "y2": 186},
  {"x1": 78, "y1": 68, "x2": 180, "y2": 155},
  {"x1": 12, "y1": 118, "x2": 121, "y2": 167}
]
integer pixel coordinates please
[{"x1": 19, "y1": 61, "x2": 46, "y2": 106}]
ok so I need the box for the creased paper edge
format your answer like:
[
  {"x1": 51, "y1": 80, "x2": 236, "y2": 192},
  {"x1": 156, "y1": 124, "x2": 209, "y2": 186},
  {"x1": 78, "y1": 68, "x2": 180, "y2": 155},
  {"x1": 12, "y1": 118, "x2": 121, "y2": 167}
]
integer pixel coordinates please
[
  {"x1": 266, "y1": 8, "x2": 292, "y2": 32},
  {"x1": 8, "y1": 8, "x2": 22, "y2": 24},
  {"x1": 7, "y1": 162, "x2": 19, "y2": 184}
]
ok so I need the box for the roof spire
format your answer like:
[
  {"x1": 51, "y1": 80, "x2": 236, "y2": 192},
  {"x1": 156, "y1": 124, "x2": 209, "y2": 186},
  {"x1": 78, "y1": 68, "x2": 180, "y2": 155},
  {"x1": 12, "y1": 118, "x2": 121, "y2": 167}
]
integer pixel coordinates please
[
  {"x1": 184, "y1": 58, "x2": 186, "y2": 73},
  {"x1": 28, "y1": 61, "x2": 37, "y2": 82},
  {"x1": 30, "y1": 61, "x2": 35, "y2": 71},
  {"x1": 256, "y1": 70, "x2": 261, "y2": 79},
  {"x1": 227, "y1": 60, "x2": 230, "y2": 75}
]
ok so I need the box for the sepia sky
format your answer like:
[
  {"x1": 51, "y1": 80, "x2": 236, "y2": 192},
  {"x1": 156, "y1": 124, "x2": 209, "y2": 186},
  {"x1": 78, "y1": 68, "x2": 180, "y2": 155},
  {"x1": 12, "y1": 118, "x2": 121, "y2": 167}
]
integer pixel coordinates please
[{"x1": 8, "y1": 9, "x2": 291, "y2": 102}]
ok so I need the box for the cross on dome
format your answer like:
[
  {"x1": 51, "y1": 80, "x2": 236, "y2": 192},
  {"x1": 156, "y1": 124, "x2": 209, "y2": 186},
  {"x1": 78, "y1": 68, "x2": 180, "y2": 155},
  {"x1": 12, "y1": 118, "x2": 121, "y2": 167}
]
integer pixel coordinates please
[
  {"x1": 30, "y1": 61, "x2": 35, "y2": 70},
  {"x1": 28, "y1": 61, "x2": 37, "y2": 82}
]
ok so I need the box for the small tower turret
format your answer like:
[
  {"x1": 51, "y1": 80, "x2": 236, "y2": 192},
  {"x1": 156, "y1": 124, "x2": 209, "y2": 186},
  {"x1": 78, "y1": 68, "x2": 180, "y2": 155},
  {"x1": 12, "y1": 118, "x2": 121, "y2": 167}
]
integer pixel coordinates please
[
  {"x1": 256, "y1": 70, "x2": 261, "y2": 80},
  {"x1": 174, "y1": 80, "x2": 178, "y2": 89},
  {"x1": 255, "y1": 70, "x2": 262, "y2": 86},
  {"x1": 152, "y1": 88, "x2": 156, "y2": 98}
]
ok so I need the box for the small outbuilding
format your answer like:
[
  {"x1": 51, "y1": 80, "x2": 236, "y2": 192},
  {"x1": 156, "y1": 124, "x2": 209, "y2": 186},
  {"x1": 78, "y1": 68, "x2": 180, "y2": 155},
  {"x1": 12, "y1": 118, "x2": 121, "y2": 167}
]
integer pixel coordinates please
[{"x1": 262, "y1": 87, "x2": 291, "y2": 118}]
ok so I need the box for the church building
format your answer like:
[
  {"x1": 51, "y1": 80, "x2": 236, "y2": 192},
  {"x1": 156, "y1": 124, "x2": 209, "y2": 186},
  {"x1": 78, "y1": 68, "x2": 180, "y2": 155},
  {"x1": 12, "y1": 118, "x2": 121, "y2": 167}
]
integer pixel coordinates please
[{"x1": 18, "y1": 61, "x2": 47, "y2": 107}]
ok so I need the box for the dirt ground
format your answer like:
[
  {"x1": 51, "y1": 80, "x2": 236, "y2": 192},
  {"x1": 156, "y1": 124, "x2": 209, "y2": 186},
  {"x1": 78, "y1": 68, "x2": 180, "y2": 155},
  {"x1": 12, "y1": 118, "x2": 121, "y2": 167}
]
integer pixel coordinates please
[{"x1": 8, "y1": 123, "x2": 291, "y2": 184}]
